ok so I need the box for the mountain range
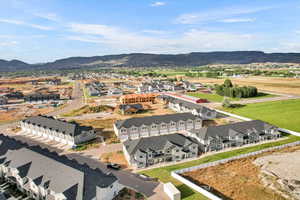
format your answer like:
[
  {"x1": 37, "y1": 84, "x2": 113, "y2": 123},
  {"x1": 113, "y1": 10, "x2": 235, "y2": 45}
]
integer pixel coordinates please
[{"x1": 1, "y1": 51, "x2": 300, "y2": 72}]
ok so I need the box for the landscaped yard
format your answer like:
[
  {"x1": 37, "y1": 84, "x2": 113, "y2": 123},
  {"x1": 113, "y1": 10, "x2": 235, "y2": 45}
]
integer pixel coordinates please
[
  {"x1": 221, "y1": 99, "x2": 300, "y2": 132},
  {"x1": 188, "y1": 92, "x2": 276, "y2": 103},
  {"x1": 141, "y1": 136, "x2": 300, "y2": 200}
]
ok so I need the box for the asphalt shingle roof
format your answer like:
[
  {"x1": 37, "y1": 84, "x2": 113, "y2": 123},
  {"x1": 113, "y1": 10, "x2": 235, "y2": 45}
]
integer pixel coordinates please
[
  {"x1": 0, "y1": 134, "x2": 118, "y2": 200},
  {"x1": 189, "y1": 120, "x2": 276, "y2": 140},
  {"x1": 124, "y1": 133, "x2": 197, "y2": 155},
  {"x1": 115, "y1": 113, "x2": 200, "y2": 129},
  {"x1": 22, "y1": 115, "x2": 93, "y2": 137}
]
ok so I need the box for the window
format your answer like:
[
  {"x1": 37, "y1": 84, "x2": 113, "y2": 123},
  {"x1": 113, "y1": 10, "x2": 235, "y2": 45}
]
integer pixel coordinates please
[
  {"x1": 140, "y1": 156, "x2": 143, "y2": 158},
  {"x1": 151, "y1": 125, "x2": 157, "y2": 129}
]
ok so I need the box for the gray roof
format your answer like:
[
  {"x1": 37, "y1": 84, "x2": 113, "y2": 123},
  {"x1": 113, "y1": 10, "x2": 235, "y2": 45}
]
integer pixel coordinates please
[
  {"x1": 115, "y1": 113, "x2": 200, "y2": 129},
  {"x1": 124, "y1": 133, "x2": 197, "y2": 155},
  {"x1": 22, "y1": 116, "x2": 93, "y2": 137},
  {"x1": 189, "y1": 120, "x2": 276, "y2": 140},
  {"x1": 168, "y1": 97, "x2": 215, "y2": 114},
  {"x1": 0, "y1": 134, "x2": 117, "y2": 200},
  {"x1": 119, "y1": 104, "x2": 143, "y2": 111}
]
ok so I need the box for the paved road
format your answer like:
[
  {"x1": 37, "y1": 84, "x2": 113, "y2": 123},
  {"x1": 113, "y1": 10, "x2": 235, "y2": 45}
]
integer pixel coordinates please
[{"x1": 47, "y1": 81, "x2": 85, "y2": 116}]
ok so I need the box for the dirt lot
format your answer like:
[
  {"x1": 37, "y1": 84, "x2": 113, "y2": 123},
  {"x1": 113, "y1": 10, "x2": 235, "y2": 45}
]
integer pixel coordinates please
[
  {"x1": 0, "y1": 105, "x2": 56, "y2": 124},
  {"x1": 73, "y1": 102, "x2": 175, "y2": 143},
  {"x1": 183, "y1": 145, "x2": 300, "y2": 200},
  {"x1": 100, "y1": 151, "x2": 129, "y2": 169},
  {"x1": 188, "y1": 76, "x2": 300, "y2": 96}
]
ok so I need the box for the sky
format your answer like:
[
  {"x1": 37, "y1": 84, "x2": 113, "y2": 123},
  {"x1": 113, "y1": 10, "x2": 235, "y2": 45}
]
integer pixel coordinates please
[{"x1": 0, "y1": 0, "x2": 300, "y2": 63}]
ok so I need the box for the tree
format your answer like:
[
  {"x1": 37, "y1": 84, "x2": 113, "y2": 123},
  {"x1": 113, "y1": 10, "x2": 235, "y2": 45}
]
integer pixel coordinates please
[{"x1": 224, "y1": 79, "x2": 233, "y2": 88}]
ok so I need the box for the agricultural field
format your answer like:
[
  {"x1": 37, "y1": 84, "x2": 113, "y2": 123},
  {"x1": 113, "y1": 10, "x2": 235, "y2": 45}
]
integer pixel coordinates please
[
  {"x1": 221, "y1": 99, "x2": 300, "y2": 132},
  {"x1": 188, "y1": 92, "x2": 276, "y2": 102},
  {"x1": 188, "y1": 76, "x2": 300, "y2": 96}
]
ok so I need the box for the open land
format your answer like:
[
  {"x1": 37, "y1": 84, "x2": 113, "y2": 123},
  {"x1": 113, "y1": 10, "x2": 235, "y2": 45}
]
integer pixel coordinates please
[
  {"x1": 188, "y1": 76, "x2": 300, "y2": 96},
  {"x1": 183, "y1": 145, "x2": 300, "y2": 200}
]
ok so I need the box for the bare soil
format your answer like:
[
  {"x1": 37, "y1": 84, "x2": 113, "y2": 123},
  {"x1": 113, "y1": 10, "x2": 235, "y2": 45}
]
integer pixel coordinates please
[{"x1": 183, "y1": 145, "x2": 300, "y2": 200}]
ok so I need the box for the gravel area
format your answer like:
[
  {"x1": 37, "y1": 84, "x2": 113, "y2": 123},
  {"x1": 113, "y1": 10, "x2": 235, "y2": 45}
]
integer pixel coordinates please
[{"x1": 254, "y1": 149, "x2": 300, "y2": 200}]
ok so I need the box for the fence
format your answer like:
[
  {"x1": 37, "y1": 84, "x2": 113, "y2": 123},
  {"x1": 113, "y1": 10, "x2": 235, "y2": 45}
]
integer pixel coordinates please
[{"x1": 171, "y1": 140, "x2": 300, "y2": 200}]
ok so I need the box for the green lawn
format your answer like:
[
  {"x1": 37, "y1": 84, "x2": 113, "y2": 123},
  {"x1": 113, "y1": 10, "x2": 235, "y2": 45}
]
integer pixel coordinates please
[
  {"x1": 141, "y1": 135, "x2": 300, "y2": 200},
  {"x1": 221, "y1": 99, "x2": 300, "y2": 132},
  {"x1": 188, "y1": 92, "x2": 276, "y2": 103}
]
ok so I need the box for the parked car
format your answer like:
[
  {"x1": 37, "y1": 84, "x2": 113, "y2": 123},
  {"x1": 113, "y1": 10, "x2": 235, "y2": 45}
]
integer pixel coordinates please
[{"x1": 106, "y1": 163, "x2": 121, "y2": 170}]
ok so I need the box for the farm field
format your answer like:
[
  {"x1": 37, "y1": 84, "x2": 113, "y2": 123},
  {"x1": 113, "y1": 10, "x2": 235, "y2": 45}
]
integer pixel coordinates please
[
  {"x1": 140, "y1": 135, "x2": 300, "y2": 200},
  {"x1": 188, "y1": 76, "x2": 300, "y2": 96},
  {"x1": 188, "y1": 92, "x2": 276, "y2": 103},
  {"x1": 221, "y1": 99, "x2": 300, "y2": 132},
  {"x1": 183, "y1": 145, "x2": 300, "y2": 200}
]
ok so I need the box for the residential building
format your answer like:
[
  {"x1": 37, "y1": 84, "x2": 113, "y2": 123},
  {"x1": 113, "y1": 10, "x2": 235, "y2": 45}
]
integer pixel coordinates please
[
  {"x1": 0, "y1": 96, "x2": 8, "y2": 105},
  {"x1": 24, "y1": 93, "x2": 60, "y2": 102},
  {"x1": 114, "y1": 113, "x2": 202, "y2": 141},
  {"x1": 123, "y1": 133, "x2": 199, "y2": 168},
  {"x1": 47, "y1": 79, "x2": 62, "y2": 85},
  {"x1": 20, "y1": 116, "x2": 97, "y2": 146},
  {"x1": 107, "y1": 88, "x2": 123, "y2": 96},
  {"x1": 0, "y1": 134, "x2": 123, "y2": 200},
  {"x1": 187, "y1": 120, "x2": 281, "y2": 152},
  {"x1": 158, "y1": 95, "x2": 217, "y2": 120},
  {"x1": 119, "y1": 93, "x2": 157, "y2": 104},
  {"x1": 5, "y1": 91, "x2": 24, "y2": 99},
  {"x1": 119, "y1": 104, "x2": 143, "y2": 115}
]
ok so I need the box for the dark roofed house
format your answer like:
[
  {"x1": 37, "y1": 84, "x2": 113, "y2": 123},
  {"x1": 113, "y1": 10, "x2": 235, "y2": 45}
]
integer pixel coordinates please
[
  {"x1": 187, "y1": 120, "x2": 281, "y2": 152},
  {"x1": 0, "y1": 134, "x2": 123, "y2": 200},
  {"x1": 24, "y1": 93, "x2": 60, "y2": 102},
  {"x1": 20, "y1": 116, "x2": 97, "y2": 146},
  {"x1": 119, "y1": 104, "x2": 143, "y2": 115},
  {"x1": 123, "y1": 133, "x2": 199, "y2": 168},
  {"x1": 114, "y1": 113, "x2": 202, "y2": 141}
]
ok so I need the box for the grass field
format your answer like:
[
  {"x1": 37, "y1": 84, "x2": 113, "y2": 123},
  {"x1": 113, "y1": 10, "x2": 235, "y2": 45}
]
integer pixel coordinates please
[
  {"x1": 221, "y1": 99, "x2": 300, "y2": 132},
  {"x1": 188, "y1": 92, "x2": 276, "y2": 103}
]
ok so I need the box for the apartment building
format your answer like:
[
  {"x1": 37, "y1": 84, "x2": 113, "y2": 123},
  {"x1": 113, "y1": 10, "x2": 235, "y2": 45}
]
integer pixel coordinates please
[
  {"x1": 20, "y1": 116, "x2": 97, "y2": 146},
  {"x1": 114, "y1": 113, "x2": 202, "y2": 141},
  {"x1": 0, "y1": 134, "x2": 123, "y2": 200},
  {"x1": 123, "y1": 133, "x2": 199, "y2": 168},
  {"x1": 187, "y1": 120, "x2": 281, "y2": 152},
  {"x1": 119, "y1": 93, "x2": 157, "y2": 104}
]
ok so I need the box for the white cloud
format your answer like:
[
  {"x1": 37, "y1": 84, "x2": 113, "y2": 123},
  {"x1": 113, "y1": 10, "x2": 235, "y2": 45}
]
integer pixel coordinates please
[
  {"x1": 142, "y1": 30, "x2": 169, "y2": 34},
  {"x1": 0, "y1": 41, "x2": 18, "y2": 47},
  {"x1": 219, "y1": 18, "x2": 255, "y2": 23},
  {"x1": 67, "y1": 22, "x2": 259, "y2": 53},
  {"x1": 150, "y1": 2, "x2": 166, "y2": 7},
  {"x1": 0, "y1": 18, "x2": 54, "y2": 30},
  {"x1": 33, "y1": 12, "x2": 60, "y2": 22},
  {"x1": 175, "y1": 6, "x2": 272, "y2": 24}
]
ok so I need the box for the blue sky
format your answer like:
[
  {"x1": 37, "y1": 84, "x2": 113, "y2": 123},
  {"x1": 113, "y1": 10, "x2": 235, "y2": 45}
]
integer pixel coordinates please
[{"x1": 0, "y1": 0, "x2": 300, "y2": 63}]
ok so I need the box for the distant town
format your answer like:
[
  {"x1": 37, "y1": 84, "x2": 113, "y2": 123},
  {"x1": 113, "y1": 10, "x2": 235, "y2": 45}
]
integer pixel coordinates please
[{"x1": 0, "y1": 62, "x2": 300, "y2": 200}]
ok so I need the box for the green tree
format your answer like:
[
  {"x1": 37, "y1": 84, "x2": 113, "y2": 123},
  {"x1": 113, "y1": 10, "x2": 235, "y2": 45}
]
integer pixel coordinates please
[{"x1": 224, "y1": 79, "x2": 233, "y2": 88}]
